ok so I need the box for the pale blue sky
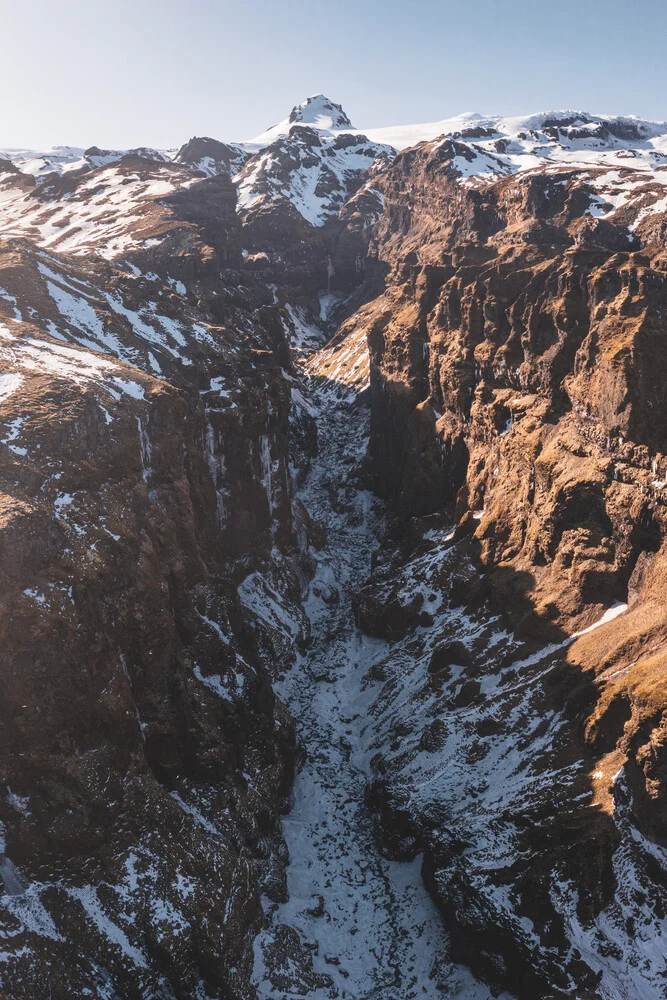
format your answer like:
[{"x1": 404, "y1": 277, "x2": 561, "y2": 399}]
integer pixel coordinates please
[{"x1": 2, "y1": 0, "x2": 667, "y2": 149}]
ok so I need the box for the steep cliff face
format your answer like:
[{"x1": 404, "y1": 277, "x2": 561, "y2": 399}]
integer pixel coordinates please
[
  {"x1": 0, "y1": 156, "x2": 306, "y2": 999},
  {"x1": 340, "y1": 135, "x2": 667, "y2": 996}
]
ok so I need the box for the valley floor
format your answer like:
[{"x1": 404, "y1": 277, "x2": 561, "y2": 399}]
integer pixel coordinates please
[{"x1": 252, "y1": 369, "x2": 502, "y2": 999}]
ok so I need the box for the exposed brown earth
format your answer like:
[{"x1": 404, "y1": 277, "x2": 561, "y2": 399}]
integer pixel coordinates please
[{"x1": 324, "y1": 137, "x2": 667, "y2": 995}]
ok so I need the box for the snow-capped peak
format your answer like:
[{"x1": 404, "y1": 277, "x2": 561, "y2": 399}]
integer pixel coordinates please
[
  {"x1": 288, "y1": 94, "x2": 353, "y2": 131},
  {"x1": 247, "y1": 95, "x2": 354, "y2": 146}
]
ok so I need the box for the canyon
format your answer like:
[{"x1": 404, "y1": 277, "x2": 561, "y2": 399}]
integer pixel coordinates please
[{"x1": 1, "y1": 95, "x2": 667, "y2": 998}]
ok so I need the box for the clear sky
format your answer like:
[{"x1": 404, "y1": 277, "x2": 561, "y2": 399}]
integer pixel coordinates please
[{"x1": 3, "y1": 0, "x2": 667, "y2": 150}]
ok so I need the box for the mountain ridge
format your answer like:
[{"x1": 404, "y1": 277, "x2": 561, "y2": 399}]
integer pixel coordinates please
[
  {"x1": 4, "y1": 95, "x2": 667, "y2": 236},
  {"x1": 4, "y1": 94, "x2": 667, "y2": 165}
]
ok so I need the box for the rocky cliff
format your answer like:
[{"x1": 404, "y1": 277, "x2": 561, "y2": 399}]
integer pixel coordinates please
[
  {"x1": 341, "y1": 126, "x2": 667, "y2": 997},
  {"x1": 0, "y1": 154, "x2": 309, "y2": 999}
]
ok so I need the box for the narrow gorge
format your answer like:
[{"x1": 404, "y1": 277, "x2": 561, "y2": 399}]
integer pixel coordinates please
[
  {"x1": 252, "y1": 352, "x2": 489, "y2": 999},
  {"x1": 2, "y1": 96, "x2": 667, "y2": 999}
]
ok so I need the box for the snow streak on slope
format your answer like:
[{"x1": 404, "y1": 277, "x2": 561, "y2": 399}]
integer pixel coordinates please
[
  {"x1": 0, "y1": 163, "x2": 195, "y2": 258},
  {"x1": 249, "y1": 355, "x2": 507, "y2": 999},
  {"x1": 0, "y1": 323, "x2": 147, "y2": 401},
  {"x1": 303, "y1": 320, "x2": 370, "y2": 397}
]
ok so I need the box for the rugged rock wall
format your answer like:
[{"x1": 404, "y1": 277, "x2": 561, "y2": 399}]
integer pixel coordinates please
[
  {"x1": 0, "y1": 159, "x2": 306, "y2": 999},
  {"x1": 344, "y1": 138, "x2": 667, "y2": 996}
]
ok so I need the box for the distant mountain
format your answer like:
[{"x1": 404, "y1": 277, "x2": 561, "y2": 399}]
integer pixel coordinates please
[{"x1": 4, "y1": 98, "x2": 667, "y2": 232}]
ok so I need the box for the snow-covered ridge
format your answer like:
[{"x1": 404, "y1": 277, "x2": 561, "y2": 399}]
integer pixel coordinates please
[
  {"x1": 390, "y1": 110, "x2": 667, "y2": 187},
  {"x1": 235, "y1": 127, "x2": 392, "y2": 227},
  {"x1": 5, "y1": 100, "x2": 667, "y2": 177},
  {"x1": 4, "y1": 98, "x2": 667, "y2": 233},
  {"x1": 0, "y1": 144, "x2": 173, "y2": 180},
  {"x1": 0, "y1": 160, "x2": 199, "y2": 259},
  {"x1": 381, "y1": 109, "x2": 667, "y2": 232},
  {"x1": 356, "y1": 108, "x2": 667, "y2": 151}
]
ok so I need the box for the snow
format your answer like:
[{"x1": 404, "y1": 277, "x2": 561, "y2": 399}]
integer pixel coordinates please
[
  {"x1": 0, "y1": 287, "x2": 22, "y2": 321},
  {"x1": 3, "y1": 883, "x2": 62, "y2": 941},
  {"x1": 252, "y1": 345, "x2": 507, "y2": 999},
  {"x1": 550, "y1": 779, "x2": 667, "y2": 999},
  {"x1": 68, "y1": 886, "x2": 147, "y2": 968},
  {"x1": 0, "y1": 162, "x2": 190, "y2": 259},
  {"x1": 5, "y1": 100, "x2": 667, "y2": 246},
  {"x1": 0, "y1": 372, "x2": 23, "y2": 402},
  {"x1": 169, "y1": 791, "x2": 221, "y2": 838},
  {"x1": 318, "y1": 292, "x2": 346, "y2": 323},
  {"x1": 242, "y1": 104, "x2": 667, "y2": 203},
  {"x1": 573, "y1": 600, "x2": 627, "y2": 637},
  {"x1": 0, "y1": 145, "x2": 88, "y2": 178},
  {"x1": 104, "y1": 291, "x2": 190, "y2": 363},
  {"x1": 247, "y1": 95, "x2": 354, "y2": 146},
  {"x1": 339, "y1": 541, "x2": 649, "y2": 991},
  {"x1": 304, "y1": 319, "x2": 370, "y2": 396},
  {"x1": 247, "y1": 308, "x2": 659, "y2": 995},
  {"x1": 357, "y1": 108, "x2": 667, "y2": 152},
  {"x1": 54, "y1": 492, "x2": 73, "y2": 516},
  {"x1": 283, "y1": 303, "x2": 325, "y2": 351},
  {"x1": 0, "y1": 145, "x2": 169, "y2": 180},
  {"x1": 193, "y1": 665, "x2": 234, "y2": 702},
  {"x1": 238, "y1": 101, "x2": 667, "y2": 229},
  {"x1": 5, "y1": 789, "x2": 30, "y2": 816},
  {"x1": 114, "y1": 378, "x2": 145, "y2": 400},
  {"x1": 167, "y1": 277, "x2": 187, "y2": 295},
  {"x1": 0, "y1": 323, "x2": 149, "y2": 402},
  {"x1": 235, "y1": 121, "x2": 392, "y2": 227},
  {"x1": 0, "y1": 415, "x2": 26, "y2": 456},
  {"x1": 496, "y1": 601, "x2": 628, "y2": 684},
  {"x1": 1, "y1": 96, "x2": 666, "y2": 996},
  {"x1": 238, "y1": 572, "x2": 301, "y2": 640},
  {"x1": 39, "y1": 263, "x2": 126, "y2": 359}
]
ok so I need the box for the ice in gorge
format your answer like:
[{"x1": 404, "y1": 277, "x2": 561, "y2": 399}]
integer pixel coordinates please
[{"x1": 250, "y1": 342, "x2": 508, "y2": 999}]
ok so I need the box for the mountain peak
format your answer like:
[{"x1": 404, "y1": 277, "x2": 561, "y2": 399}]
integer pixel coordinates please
[
  {"x1": 248, "y1": 95, "x2": 355, "y2": 145},
  {"x1": 287, "y1": 95, "x2": 353, "y2": 131}
]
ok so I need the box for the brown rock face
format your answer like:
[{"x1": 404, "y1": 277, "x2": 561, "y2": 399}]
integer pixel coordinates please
[
  {"x1": 323, "y1": 136, "x2": 667, "y2": 995},
  {"x1": 0, "y1": 155, "x2": 306, "y2": 998},
  {"x1": 364, "y1": 140, "x2": 667, "y2": 635},
  {"x1": 0, "y1": 352, "x2": 298, "y2": 989},
  {"x1": 235, "y1": 122, "x2": 391, "y2": 309}
]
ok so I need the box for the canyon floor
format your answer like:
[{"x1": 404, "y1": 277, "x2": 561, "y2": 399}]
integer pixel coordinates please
[{"x1": 252, "y1": 361, "x2": 508, "y2": 999}]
